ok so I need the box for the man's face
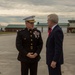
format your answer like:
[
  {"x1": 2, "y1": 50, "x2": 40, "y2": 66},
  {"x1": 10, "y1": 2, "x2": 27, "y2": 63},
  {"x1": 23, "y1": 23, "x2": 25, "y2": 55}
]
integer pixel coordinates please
[
  {"x1": 26, "y1": 21, "x2": 34, "y2": 29},
  {"x1": 47, "y1": 19, "x2": 53, "y2": 28}
]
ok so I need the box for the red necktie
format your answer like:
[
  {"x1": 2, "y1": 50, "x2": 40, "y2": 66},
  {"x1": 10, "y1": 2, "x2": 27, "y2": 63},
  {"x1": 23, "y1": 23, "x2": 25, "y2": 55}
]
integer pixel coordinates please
[{"x1": 48, "y1": 28, "x2": 52, "y2": 36}]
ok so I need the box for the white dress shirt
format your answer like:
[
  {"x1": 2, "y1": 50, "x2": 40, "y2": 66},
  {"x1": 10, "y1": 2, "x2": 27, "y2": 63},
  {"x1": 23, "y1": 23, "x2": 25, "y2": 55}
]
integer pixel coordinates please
[{"x1": 51, "y1": 24, "x2": 57, "y2": 31}]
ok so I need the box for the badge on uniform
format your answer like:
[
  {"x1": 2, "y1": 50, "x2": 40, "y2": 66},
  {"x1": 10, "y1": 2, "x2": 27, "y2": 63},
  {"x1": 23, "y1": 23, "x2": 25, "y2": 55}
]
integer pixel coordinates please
[{"x1": 33, "y1": 31, "x2": 40, "y2": 39}]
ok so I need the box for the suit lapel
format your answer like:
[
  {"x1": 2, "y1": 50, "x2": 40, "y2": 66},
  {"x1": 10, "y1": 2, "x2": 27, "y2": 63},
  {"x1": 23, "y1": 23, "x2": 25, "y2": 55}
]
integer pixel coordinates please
[
  {"x1": 50, "y1": 25, "x2": 59, "y2": 36},
  {"x1": 47, "y1": 25, "x2": 59, "y2": 40},
  {"x1": 46, "y1": 25, "x2": 59, "y2": 46}
]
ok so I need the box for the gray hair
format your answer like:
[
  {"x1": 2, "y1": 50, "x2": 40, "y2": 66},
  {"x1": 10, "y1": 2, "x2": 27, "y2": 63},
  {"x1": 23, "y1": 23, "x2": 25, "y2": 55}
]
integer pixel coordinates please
[{"x1": 48, "y1": 14, "x2": 59, "y2": 23}]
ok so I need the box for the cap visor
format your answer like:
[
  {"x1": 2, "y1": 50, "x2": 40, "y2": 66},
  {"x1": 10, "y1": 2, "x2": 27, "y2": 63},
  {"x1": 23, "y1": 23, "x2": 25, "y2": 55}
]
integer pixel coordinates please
[{"x1": 29, "y1": 20, "x2": 36, "y2": 22}]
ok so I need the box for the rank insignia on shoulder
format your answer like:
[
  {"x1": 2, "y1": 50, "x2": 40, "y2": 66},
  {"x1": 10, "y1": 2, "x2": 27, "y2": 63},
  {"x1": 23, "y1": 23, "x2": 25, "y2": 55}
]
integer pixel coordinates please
[{"x1": 33, "y1": 31, "x2": 40, "y2": 38}]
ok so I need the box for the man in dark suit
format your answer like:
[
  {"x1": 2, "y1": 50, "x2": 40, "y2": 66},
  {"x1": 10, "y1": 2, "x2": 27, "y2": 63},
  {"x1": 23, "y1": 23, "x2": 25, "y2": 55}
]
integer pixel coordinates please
[
  {"x1": 16, "y1": 16, "x2": 43, "y2": 75},
  {"x1": 46, "y1": 14, "x2": 64, "y2": 75}
]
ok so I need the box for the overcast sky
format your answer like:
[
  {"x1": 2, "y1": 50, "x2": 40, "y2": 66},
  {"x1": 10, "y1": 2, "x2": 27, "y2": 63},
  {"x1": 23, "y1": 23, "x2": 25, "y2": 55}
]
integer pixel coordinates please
[{"x1": 0, "y1": 0, "x2": 75, "y2": 25}]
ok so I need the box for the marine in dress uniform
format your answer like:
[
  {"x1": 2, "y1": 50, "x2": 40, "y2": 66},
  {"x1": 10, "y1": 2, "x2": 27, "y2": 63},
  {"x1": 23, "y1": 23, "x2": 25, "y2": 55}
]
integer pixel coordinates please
[{"x1": 16, "y1": 16, "x2": 43, "y2": 75}]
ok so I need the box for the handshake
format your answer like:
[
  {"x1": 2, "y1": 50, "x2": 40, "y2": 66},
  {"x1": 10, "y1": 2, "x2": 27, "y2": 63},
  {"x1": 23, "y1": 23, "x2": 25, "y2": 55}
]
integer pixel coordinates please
[{"x1": 27, "y1": 52, "x2": 38, "y2": 58}]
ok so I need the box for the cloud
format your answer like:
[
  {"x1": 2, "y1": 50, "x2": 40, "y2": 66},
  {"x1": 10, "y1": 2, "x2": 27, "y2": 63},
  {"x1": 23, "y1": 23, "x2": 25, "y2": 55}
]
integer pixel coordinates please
[
  {"x1": 0, "y1": 0, "x2": 75, "y2": 11},
  {"x1": 0, "y1": 0, "x2": 75, "y2": 24}
]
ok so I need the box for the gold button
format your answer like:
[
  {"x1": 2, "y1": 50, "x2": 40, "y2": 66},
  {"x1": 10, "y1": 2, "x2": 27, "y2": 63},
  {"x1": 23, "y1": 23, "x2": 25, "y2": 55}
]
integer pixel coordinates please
[
  {"x1": 30, "y1": 35, "x2": 32, "y2": 37},
  {"x1": 31, "y1": 43, "x2": 33, "y2": 45},
  {"x1": 30, "y1": 31, "x2": 32, "y2": 33},
  {"x1": 24, "y1": 38, "x2": 26, "y2": 40},
  {"x1": 30, "y1": 46, "x2": 33, "y2": 49},
  {"x1": 31, "y1": 39, "x2": 33, "y2": 41}
]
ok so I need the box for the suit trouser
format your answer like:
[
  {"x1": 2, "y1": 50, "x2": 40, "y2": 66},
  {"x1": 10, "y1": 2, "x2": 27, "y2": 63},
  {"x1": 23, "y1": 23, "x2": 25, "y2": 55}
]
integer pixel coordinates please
[
  {"x1": 21, "y1": 61, "x2": 38, "y2": 75},
  {"x1": 48, "y1": 64, "x2": 62, "y2": 75}
]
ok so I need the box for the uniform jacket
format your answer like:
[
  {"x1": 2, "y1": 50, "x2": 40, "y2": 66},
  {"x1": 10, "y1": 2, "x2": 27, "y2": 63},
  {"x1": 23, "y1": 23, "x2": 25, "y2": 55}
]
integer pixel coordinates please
[
  {"x1": 46, "y1": 25, "x2": 64, "y2": 65},
  {"x1": 16, "y1": 28, "x2": 43, "y2": 63}
]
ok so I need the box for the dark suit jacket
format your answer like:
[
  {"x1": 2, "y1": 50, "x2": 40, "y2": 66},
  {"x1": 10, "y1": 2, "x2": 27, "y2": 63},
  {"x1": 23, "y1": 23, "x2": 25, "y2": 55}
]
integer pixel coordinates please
[
  {"x1": 46, "y1": 25, "x2": 64, "y2": 65},
  {"x1": 16, "y1": 28, "x2": 43, "y2": 63}
]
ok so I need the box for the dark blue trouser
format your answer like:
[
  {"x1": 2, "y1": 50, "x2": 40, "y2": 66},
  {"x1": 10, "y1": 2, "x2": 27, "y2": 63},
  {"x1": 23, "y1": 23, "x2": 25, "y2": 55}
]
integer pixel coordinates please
[{"x1": 48, "y1": 64, "x2": 62, "y2": 75}]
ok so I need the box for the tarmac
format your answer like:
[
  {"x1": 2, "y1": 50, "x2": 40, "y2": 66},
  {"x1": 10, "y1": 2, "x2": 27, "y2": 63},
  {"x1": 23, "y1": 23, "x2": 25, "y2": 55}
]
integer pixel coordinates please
[{"x1": 0, "y1": 32, "x2": 75, "y2": 75}]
